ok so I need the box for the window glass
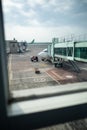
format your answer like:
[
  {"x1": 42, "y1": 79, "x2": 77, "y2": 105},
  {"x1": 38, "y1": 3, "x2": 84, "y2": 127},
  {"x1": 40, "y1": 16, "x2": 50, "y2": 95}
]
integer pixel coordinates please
[{"x1": 2, "y1": 0, "x2": 87, "y2": 99}]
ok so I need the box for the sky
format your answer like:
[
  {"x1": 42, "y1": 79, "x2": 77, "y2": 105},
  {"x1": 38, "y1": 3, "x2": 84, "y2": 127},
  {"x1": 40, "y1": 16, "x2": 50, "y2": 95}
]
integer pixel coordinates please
[{"x1": 2, "y1": 0, "x2": 87, "y2": 42}]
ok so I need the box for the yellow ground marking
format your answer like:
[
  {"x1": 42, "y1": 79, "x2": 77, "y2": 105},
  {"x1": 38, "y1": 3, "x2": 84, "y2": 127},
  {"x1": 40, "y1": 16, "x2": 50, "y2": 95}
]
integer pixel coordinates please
[
  {"x1": 51, "y1": 71, "x2": 65, "y2": 80},
  {"x1": 12, "y1": 68, "x2": 33, "y2": 73},
  {"x1": 40, "y1": 63, "x2": 48, "y2": 67},
  {"x1": 46, "y1": 71, "x2": 60, "y2": 85},
  {"x1": 8, "y1": 55, "x2": 13, "y2": 83}
]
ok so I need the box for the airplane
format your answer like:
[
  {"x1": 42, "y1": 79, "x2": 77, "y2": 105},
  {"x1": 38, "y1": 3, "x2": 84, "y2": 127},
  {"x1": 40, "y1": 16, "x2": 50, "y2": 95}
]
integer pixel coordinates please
[{"x1": 38, "y1": 48, "x2": 51, "y2": 61}]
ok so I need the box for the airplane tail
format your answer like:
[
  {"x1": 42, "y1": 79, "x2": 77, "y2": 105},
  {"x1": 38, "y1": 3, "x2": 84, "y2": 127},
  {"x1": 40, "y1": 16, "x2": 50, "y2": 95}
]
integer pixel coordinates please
[{"x1": 30, "y1": 39, "x2": 35, "y2": 44}]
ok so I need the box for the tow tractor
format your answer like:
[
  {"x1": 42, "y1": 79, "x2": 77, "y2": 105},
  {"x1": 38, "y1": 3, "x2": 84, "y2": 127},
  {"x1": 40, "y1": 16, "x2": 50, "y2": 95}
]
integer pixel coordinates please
[{"x1": 31, "y1": 56, "x2": 38, "y2": 62}]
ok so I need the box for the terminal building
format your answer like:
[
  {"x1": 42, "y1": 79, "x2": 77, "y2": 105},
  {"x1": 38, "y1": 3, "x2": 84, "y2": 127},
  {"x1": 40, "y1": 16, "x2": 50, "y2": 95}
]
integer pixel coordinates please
[{"x1": 6, "y1": 39, "x2": 18, "y2": 53}]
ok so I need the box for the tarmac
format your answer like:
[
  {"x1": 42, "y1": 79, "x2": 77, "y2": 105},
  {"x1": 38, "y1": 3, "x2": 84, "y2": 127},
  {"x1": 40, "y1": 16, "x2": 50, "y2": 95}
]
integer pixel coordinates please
[
  {"x1": 8, "y1": 45, "x2": 87, "y2": 91},
  {"x1": 8, "y1": 45, "x2": 87, "y2": 130}
]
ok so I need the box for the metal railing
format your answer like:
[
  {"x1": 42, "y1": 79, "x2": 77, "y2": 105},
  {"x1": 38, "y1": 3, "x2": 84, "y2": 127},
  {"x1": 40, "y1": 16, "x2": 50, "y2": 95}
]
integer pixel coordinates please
[{"x1": 53, "y1": 34, "x2": 87, "y2": 43}]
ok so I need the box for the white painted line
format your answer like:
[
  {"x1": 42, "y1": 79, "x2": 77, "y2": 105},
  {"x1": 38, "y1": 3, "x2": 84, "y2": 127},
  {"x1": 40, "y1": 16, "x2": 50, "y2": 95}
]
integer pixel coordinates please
[
  {"x1": 33, "y1": 78, "x2": 46, "y2": 82},
  {"x1": 81, "y1": 67, "x2": 87, "y2": 70},
  {"x1": 11, "y1": 75, "x2": 48, "y2": 80}
]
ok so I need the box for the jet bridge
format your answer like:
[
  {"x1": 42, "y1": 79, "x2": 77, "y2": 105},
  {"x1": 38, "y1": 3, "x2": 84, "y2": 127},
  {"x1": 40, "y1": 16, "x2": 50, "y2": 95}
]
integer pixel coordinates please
[{"x1": 48, "y1": 38, "x2": 80, "y2": 72}]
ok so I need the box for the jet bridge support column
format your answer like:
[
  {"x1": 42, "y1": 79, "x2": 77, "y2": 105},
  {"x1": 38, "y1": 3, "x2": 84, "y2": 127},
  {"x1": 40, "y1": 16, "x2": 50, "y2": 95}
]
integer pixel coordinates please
[
  {"x1": 52, "y1": 38, "x2": 55, "y2": 63},
  {"x1": 73, "y1": 42, "x2": 75, "y2": 61}
]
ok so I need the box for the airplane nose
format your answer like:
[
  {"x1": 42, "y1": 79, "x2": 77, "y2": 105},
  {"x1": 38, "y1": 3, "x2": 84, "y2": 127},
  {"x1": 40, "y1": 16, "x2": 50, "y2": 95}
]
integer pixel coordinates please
[{"x1": 38, "y1": 52, "x2": 43, "y2": 56}]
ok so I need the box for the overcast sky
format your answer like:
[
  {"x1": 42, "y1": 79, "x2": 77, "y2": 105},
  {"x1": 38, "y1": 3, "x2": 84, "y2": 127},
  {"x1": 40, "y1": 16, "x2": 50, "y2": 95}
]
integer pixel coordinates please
[{"x1": 2, "y1": 0, "x2": 87, "y2": 42}]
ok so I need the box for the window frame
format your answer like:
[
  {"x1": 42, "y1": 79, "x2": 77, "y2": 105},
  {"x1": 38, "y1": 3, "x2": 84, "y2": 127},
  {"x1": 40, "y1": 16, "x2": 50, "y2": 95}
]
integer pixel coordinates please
[{"x1": 0, "y1": 1, "x2": 87, "y2": 129}]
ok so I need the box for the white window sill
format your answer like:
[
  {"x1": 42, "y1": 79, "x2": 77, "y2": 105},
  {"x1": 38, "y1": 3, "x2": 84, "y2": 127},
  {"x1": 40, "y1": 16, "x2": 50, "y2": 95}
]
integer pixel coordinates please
[
  {"x1": 7, "y1": 82, "x2": 87, "y2": 116},
  {"x1": 12, "y1": 82, "x2": 87, "y2": 99}
]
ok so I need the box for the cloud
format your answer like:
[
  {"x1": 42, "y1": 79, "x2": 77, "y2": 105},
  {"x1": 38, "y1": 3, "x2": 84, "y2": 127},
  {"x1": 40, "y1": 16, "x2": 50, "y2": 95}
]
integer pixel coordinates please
[
  {"x1": 27, "y1": 0, "x2": 47, "y2": 8},
  {"x1": 2, "y1": 0, "x2": 87, "y2": 41},
  {"x1": 4, "y1": 23, "x2": 87, "y2": 42},
  {"x1": 3, "y1": 0, "x2": 23, "y2": 13},
  {"x1": 17, "y1": 8, "x2": 38, "y2": 19},
  {"x1": 48, "y1": 0, "x2": 73, "y2": 13}
]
